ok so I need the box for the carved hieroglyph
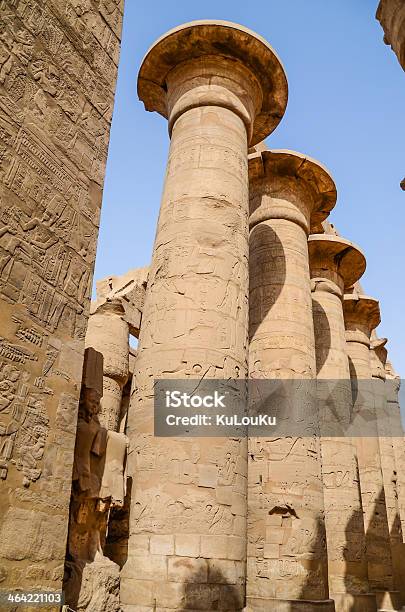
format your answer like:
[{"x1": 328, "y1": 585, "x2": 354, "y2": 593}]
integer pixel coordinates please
[
  {"x1": 343, "y1": 295, "x2": 402, "y2": 611},
  {"x1": 121, "y1": 21, "x2": 288, "y2": 611},
  {"x1": 309, "y1": 235, "x2": 376, "y2": 611},
  {"x1": 64, "y1": 348, "x2": 128, "y2": 612},
  {"x1": 247, "y1": 149, "x2": 336, "y2": 610},
  {"x1": 0, "y1": 0, "x2": 123, "y2": 594}
]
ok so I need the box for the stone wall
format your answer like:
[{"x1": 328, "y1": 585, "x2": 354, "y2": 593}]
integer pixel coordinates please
[
  {"x1": 377, "y1": 0, "x2": 405, "y2": 71},
  {"x1": 0, "y1": 0, "x2": 123, "y2": 596}
]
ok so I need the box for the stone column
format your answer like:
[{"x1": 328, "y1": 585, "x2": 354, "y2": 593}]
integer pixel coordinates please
[
  {"x1": 121, "y1": 22, "x2": 288, "y2": 611},
  {"x1": 87, "y1": 267, "x2": 148, "y2": 431},
  {"x1": 343, "y1": 295, "x2": 401, "y2": 611},
  {"x1": 370, "y1": 341, "x2": 405, "y2": 608},
  {"x1": 247, "y1": 150, "x2": 336, "y2": 611},
  {"x1": 385, "y1": 362, "x2": 405, "y2": 541},
  {"x1": 309, "y1": 235, "x2": 375, "y2": 612},
  {"x1": 85, "y1": 302, "x2": 129, "y2": 431}
]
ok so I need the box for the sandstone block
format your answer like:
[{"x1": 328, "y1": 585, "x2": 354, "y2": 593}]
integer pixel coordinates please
[
  {"x1": 123, "y1": 555, "x2": 167, "y2": 582},
  {"x1": 208, "y1": 559, "x2": 237, "y2": 584},
  {"x1": 168, "y1": 557, "x2": 208, "y2": 583},
  {"x1": 200, "y1": 535, "x2": 228, "y2": 559},
  {"x1": 150, "y1": 534, "x2": 175, "y2": 556},
  {"x1": 175, "y1": 534, "x2": 200, "y2": 558},
  {"x1": 198, "y1": 464, "x2": 218, "y2": 488},
  {"x1": 127, "y1": 534, "x2": 150, "y2": 555},
  {"x1": 227, "y1": 536, "x2": 245, "y2": 561},
  {"x1": 216, "y1": 486, "x2": 233, "y2": 505},
  {"x1": 118, "y1": 578, "x2": 154, "y2": 606}
]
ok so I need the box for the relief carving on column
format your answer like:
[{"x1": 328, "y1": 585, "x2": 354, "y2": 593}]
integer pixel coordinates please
[
  {"x1": 64, "y1": 347, "x2": 129, "y2": 612},
  {"x1": 85, "y1": 267, "x2": 148, "y2": 430},
  {"x1": 0, "y1": 0, "x2": 123, "y2": 593}
]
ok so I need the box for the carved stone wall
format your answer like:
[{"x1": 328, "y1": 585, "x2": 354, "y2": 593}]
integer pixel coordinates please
[{"x1": 0, "y1": 0, "x2": 123, "y2": 595}]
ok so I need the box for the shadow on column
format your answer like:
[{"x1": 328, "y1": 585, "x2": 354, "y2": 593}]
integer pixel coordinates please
[
  {"x1": 296, "y1": 515, "x2": 335, "y2": 609},
  {"x1": 178, "y1": 565, "x2": 244, "y2": 611},
  {"x1": 249, "y1": 224, "x2": 286, "y2": 340},
  {"x1": 364, "y1": 487, "x2": 396, "y2": 610},
  {"x1": 312, "y1": 300, "x2": 332, "y2": 375},
  {"x1": 105, "y1": 476, "x2": 132, "y2": 568},
  {"x1": 390, "y1": 511, "x2": 405, "y2": 607},
  {"x1": 343, "y1": 503, "x2": 367, "y2": 612}
]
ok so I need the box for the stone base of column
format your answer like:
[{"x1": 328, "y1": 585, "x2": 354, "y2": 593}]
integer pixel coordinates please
[
  {"x1": 246, "y1": 597, "x2": 336, "y2": 611},
  {"x1": 331, "y1": 592, "x2": 377, "y2": 612},
  {"x1": 120, "y1": 574, "x2": 245, "y2": 611},
  {"x1": 375, "y1": 590, "x2": 403, "y2": 611}
]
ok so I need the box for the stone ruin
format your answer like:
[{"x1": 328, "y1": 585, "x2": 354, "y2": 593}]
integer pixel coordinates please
[
  {"x1": 376, "y1": 0, "x2": 405, "y2": 191},
  {"x1": 0, "y1": 7, "x2": 405, "y2": 612}
]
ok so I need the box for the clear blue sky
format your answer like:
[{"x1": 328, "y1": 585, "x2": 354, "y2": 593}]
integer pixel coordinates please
[{"x1": 94, "y1": 0, "x2": 405, "y2": 377}]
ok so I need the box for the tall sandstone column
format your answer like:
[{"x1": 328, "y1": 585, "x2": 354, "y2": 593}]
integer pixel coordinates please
[
  {"x1": 0, "y1": 0, "x2": 123, "y2": 595},
  {"x1": 384, "y1": 361, "x2": 405, "y2": 541},
  {"x1": 121, "y1": 22, "x2": 288, "y2": 611},
  {"x1": 247, "y1": 150, "x2": 336, "y2": 611},
  {"x1": 370, "y1": 340, "x2": 405, "y2": 608},
  {"x1": 85, "y1": 301, "x2": 130, "y2": 431},
  {"x1": 308, "y1": 235, "x2": 375, "y2": 612},
  {"x1": 86, "y1": 267, "x2": 148, "y2": 431},
  {"x1": 343, "y1": 295, "x2": 401, "y2": 612}
]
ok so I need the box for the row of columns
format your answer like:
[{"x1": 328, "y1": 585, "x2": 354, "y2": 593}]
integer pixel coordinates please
[{"x1": 120, "y1": 20, "x2": 405, "y2": 612}]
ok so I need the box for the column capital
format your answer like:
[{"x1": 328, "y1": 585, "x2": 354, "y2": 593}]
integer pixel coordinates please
[
  {"x1": 137, "y1": 20, "x2": 288, "y2": 145},
  {"x1": 249, "y1": 149, "x2": 337, "y2": 233},
  {"x1": 370, "y1": 336, "x2": 388, "y2": 379},
  {"x1": 309, "y1": 234, "x2": 366, "y2": 295},
  {"x1": 343, "y1": 294, "x2": 380, "y2": 345}
]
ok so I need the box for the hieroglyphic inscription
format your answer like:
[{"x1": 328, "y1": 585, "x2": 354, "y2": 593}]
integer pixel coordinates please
[
  {"x1": 0, "y1": 314, "x2": 52, "y2": 485},
  {"x1": 0, "y1": 0, "x2": 123, "y2": 594}
]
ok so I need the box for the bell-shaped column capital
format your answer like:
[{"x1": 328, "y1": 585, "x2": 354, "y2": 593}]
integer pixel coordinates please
[
  {"x1": 138, "y1": 20, "x2": 288, "y2": 145},
  {"x1": 343, "y1": 294, "x2": 380, "y2": 345},
  {"x1": 370, "y1": 337, "x2": 388, "y2": 380},
  {"x1": 249, "y1": 149, "x2": 337, "y2": 233},
  {"x1": 309, "y1": 234, "x2": 366, "y2": 295}
]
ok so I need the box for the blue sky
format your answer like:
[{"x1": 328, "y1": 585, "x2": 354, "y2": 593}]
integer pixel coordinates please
[{"x1": 94, "y1": 0, "x2": 405, "y2": 377}]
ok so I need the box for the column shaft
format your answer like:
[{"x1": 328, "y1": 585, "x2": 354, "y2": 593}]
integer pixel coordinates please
[
  {"x1": 85, "y1": 306, "x2": 129, "y2": 431},
  {"x1": 344, "y1": 297, "x2": 400, "y2": 611},
  {"x1": 123, "y1": 101, "x2": 249, "y2": 611},
  {"x1": 309, "y1": 235, "x2": 372, "y2": 612},
  {"x1": 247, "y1": 152, "x2": 336, "y2": 611},
  {"x1": 371, "y1": 348, "x2": 405, "y2": 607}
]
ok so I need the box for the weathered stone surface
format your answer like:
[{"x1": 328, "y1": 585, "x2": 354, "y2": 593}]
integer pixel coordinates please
[
  {"x1": 247, "y1": 148, "x2": 336, "y2": 610},
  {"x1": 86, "y1": 267, "x2": 148, "y2": 430},
  {"x1": 309, "y1": 234, "x2": 375, "y2": 611},
  {"x1": 64, "y1": 347, "x2": 128, "y2": 610},
  {"x1": 377, "y1": 0, "x2": 405, "y2": 71},
  {"x1": 343, "y1": 294, "x2": 402, "y2": 608},
  {"x1": 122, "y1": 20, "x2": 287, "y2": 610},
  {"x1": 370, "y1": 341, "x2": 405, "y2": 606},
  {"x1": 1, "y1": 9, "x2": 404, "y2": 612},
  {"x1": 0, "y1": 0, "x2": 123, "y2": 594}
]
